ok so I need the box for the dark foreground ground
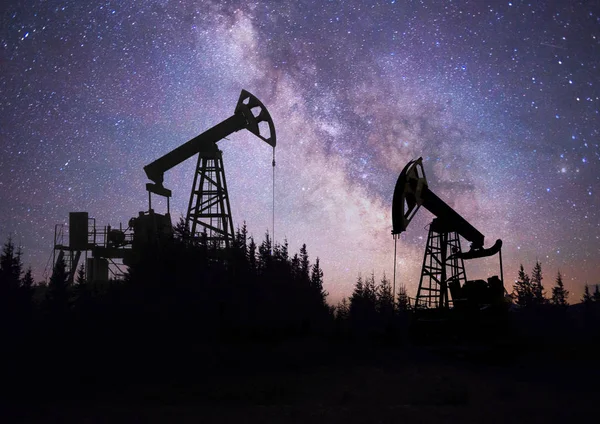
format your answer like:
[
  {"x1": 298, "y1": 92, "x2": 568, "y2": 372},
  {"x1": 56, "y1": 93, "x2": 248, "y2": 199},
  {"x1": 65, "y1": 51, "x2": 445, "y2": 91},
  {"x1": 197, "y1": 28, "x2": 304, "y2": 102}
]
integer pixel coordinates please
[{"x1": 4, "y1": 336, "x2": 599, "y2": 423}]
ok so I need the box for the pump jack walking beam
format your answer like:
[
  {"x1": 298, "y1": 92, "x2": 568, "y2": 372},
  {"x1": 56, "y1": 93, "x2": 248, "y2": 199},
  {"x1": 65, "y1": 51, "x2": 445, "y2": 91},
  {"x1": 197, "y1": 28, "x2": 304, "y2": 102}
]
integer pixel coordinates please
[
  {"x1": 391, "y1": 157, "x2": 501, "y2": 256},
  {"x1": 143, "y1": 90, "x2": 276, "y2": 196}
]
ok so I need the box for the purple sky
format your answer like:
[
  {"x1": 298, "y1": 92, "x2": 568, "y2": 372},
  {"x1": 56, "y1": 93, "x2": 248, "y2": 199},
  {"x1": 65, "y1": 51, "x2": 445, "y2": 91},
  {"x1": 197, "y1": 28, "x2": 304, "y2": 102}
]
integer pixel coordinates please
[{"x1": 1, "y1": 0, "x2": 598, "y2": 303}]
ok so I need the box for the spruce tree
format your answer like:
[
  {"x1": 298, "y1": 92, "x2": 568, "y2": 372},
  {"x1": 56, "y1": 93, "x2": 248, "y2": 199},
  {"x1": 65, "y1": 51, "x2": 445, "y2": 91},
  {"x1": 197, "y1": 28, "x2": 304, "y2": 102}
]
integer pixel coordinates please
[
  {"x1": 593, "y1": 285, "x2": 600, "y2": 303},
  {"x1": 280, "y1": 238, "x2": 289, "y2": 263},
  {"x1": 550, "y1": 271, "x2": 569, "y2": 307},
  {"x1": 0, "y1": 236, "x2": 24, "y2": 320},
  {"x1": 247, "y1": 236, "x2": 257, "y2": 275},
  {"x1": 396, "y1": 284, "x2": 410, "y2": 311},
  {"x1": 258, "y1": 232, "x2": 272, "y2": 275},
  {"x1": 272, "y1": 242, "x2": 282, "y2": 264},
  {"x1": 377, "y1": 273, "x2": 394, "y2": 318},
  {"x1": 582, "y1": 284, "x2": 592, "y2": 305},
  {"x1": 354, "y1": 272, "x2": 378, "y2": 328},
  {"x1": 364, "y1": 272, "x2": 378, "y2": 309},
  {"x1": 235, "y1": 222, "x2": 248, "y2": 256},
  {"x1": 231, "y1": 224, "x2": 249, "y2": 275},
  {"x1": 74, "y1": 263, "x2": 92, "y2": 313},
  {"x1": 290, "y1": 253, "x2": 300, "y2": 279},
  {"x1": 349, "y1": 275, "x2": 365, "y2": 319},
  {"x1": 531, "y1": 260, "x2": 546, "y2": 305},
  {"x1": 299, "y1": 244, "x2": 310, "y2": 284},
  {"x1": 513, "y1": 264, "x2": 533, "y2": 307},
  {"x1": 310, "y1": 257, "x2": 326, "y2": 302},
  {"x1": 21, "y1": 266, "x2": 35, "y2": 300},
  {"x1": 173, "y1": 216, "x2": 188, "y2": 241},
  {"x1": 336, "y1": 298, "x2": 350, "y2": 321},
  {"x1": 46, "y1": 255, "x2": 71, "y2": 316},
  {"x1": 0, "y1": 236, "x2": 23, "y2": 293},
  {"x1": 273, "y1": 238, "x2": 289, "y2": 267}
]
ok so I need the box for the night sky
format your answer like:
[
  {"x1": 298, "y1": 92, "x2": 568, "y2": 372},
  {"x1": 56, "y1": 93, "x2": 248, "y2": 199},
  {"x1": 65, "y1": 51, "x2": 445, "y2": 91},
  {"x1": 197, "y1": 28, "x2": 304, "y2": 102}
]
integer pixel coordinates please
[{"x1": 1, "y1": 0, "x2": 598, "y2": 303}]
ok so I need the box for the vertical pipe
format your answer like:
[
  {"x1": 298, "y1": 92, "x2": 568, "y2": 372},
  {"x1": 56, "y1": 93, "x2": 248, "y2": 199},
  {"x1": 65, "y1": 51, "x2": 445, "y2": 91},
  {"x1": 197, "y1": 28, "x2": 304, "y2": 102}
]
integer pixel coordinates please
[
  {"x1": 272, "y1": 147, "x2": 275, "y2": 255},
  {"x1": 219, "y1": 152, "x2": 235, "y2": 248},
  {"x1": 499, "y1": 247, "x2": 504, "y2": 285},
  {"x1": 440, "y1": 231, "x2": 448, "y2": 308},
  {"x1": 52, "y1": 224, "x2": 57, "y2": 279},
  {"x1": 393, "y1": 236, "x2": 397, "y2": 308}
]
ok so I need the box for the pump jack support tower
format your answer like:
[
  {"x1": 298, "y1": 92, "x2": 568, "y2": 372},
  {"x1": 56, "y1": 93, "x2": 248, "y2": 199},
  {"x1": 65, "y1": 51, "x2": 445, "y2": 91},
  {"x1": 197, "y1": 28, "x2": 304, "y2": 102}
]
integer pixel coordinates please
[{"x1": 143, "y1": 90, "x2": 276, "y2": 248}]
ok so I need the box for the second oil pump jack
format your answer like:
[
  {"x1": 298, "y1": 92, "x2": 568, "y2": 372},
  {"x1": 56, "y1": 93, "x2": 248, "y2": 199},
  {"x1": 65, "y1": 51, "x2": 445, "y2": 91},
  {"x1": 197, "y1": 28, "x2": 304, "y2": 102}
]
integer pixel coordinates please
[
  {"x1": 392, "y1": 158, "x2": 507, "y2": 313},
  {"x1": 50, "y1": 90, "x2": 276, "y2": 283}
]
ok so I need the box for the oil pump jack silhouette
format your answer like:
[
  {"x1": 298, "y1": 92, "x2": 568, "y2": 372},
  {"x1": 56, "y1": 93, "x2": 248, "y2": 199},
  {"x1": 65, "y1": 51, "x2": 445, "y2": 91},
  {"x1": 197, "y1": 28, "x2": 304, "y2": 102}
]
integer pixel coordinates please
[
  {"x1": 139, "y1": 89, "x2": 276, "y2": 250},
  {"x1": 392, "y1": 158, "x2": 507, "y2": 313},
  {"x1": 50, "y1": 90, "x2": 276, "y2": 283}
]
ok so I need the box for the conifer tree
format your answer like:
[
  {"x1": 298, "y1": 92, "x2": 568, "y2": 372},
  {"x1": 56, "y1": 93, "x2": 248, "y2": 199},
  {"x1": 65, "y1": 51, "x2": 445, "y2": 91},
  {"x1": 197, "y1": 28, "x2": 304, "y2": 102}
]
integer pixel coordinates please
[
  {"x1": 336, "y1": 298, "x2": 350, "y2": 321},
  {"x1": 0, "y1": 236, "x2": 23, "y2": 293},
  {"x1": 281, "y1": 238, "x2": 289, "y2": 263},
  {"x1": 364, "y1": 272, "x2": 378, "y2": 309},
  {"x1": 396, "y1": 284, "x2": 410, "y2": 311},
  {"x1": 46, "y1": 256, "x2": 71, "y2": 316},
  {"x1": 268, "y1": 241, "x2": 288, "y2": 285},
  {"x1": 13, "y1": 265, "x2": 35, "y2": 322},
  {"x1": 531, "y1": 260, "x2": 546, "y2": 305},
  {"x1": 349, "y1": 275, "x2": 365, "y2": 318},
  {"x1": 299, "y1": 244, "x2": 310, "y2": 283},
  {"x1": 231, "y1": 224, "x2": 249, "y2": 275},
  {"x1": 73, "y1": 263, "x2": 93, "y2": 313},
  {"x1": 513, "y1": 264, "x2": 533, "y2": 307},
  {"x1": 274, "y1": 238, "x2": 289, "y2": 264},
  {"x1": 582, "y1": 284, "x2": 593, "y2": 305},
  {"x1": 75, "y1": 263, "x2": 89, "y2": 293},
  {"x1": 594, "y1": 285, "x2": 600, "y2": 303},
  {"x1": 0, "y1": 236, "x2": 24, "y2": 321},
  {"x1": 235, "y1": 222, "x2": 248, "y2": 255},
  {"x1": 173, "y1": 216, "x2": 188, "y2": 241},
  {"x1": 310, "y1": 257, "x2": 326, "y2": 302},
  {"x1": 247, "y1": 236, "x2": 257, "y2": 274},
  {"x1": 258, "y1": 232, "x2": 272, "y2": 274},
  {"x1": 271, "y1": 242, "x2": 282, "y2": 265},
  {"x1": 377, "y1": 273, "x2": 394, "y2": 318},
  {"x1": 351, "y1": 272, "x2": 378, "y2": 328},
  {"x1": 21, "y1": 266, "x2": 35, "y2": 300},
  {"x1": 550, "y1": 271, "x2": 569, "y2": 307},
  {"x1": 290, "y1": 253, "x2": 300, "y2": 281}
]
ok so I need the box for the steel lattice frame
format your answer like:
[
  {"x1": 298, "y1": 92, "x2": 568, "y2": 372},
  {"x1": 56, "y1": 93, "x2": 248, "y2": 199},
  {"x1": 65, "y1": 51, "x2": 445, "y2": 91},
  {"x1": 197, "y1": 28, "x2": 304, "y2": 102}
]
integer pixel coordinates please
[
  {"x1": 186, "y1": 149, "x2": 235, "y2": 249},
  {"x1": 415, "y1": 221, "x2": 467, "y2": 309}
]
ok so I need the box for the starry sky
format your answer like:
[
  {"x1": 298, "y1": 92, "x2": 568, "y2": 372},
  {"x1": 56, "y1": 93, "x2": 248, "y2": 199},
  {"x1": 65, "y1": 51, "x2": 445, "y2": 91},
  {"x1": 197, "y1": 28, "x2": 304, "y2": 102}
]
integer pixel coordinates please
[{"x1": 1, "y1": 0, "x2": 598, "y2": 303}]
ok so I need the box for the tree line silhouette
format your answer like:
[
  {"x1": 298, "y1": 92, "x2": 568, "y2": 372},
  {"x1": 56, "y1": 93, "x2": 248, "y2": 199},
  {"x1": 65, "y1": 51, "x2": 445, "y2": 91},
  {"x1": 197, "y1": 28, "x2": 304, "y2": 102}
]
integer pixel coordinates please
[
  {"x1": 333, "y1": 273, "x2": 411, "y2": 339},
  {"x1": 512, "y1": 261, "x2": 571, "y2": 307},
  {"x1": 1, "y1": 225, "x2": 333, "y2": 400},
  {"x1": 2, "y1": 228, "x2": 600, "y2": 400},
  {"x1": 507, "y1": 260, "x2": 600, "y2": 348}
]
